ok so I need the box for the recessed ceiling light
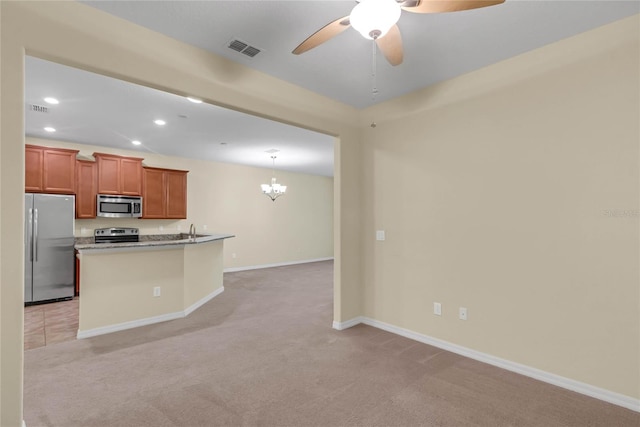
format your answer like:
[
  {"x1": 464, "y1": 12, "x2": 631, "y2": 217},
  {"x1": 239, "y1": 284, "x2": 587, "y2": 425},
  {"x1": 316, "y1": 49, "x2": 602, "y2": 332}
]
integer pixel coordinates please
[
  {"x1": 44, "y1": 127, "x2": 56, "y2": 132},
  {"x1": 154, "y1": 119, "x2": 166, "y2": 126},
  {"x1": 131, "y1": 140, "x2": 142, "y2": 146},
  {"x1": 44, "y1": 97, "x2": 59, "y2": 105},
  {"x1": 186, "y1": 97, "x2": 202, "y2": 104}
]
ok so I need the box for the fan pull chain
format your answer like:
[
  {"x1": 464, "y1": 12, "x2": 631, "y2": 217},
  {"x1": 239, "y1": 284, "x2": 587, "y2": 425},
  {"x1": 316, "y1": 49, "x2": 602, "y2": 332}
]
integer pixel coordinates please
[{"x1": 371, "y1": 39, "x2": 378, "y2": 102}]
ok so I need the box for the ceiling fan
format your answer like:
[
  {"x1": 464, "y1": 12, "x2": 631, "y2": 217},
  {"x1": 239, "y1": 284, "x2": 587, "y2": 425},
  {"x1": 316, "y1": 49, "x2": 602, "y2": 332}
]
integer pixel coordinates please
[{"x1": 292, "y1": 0, "x2": 505, "y2": 66}]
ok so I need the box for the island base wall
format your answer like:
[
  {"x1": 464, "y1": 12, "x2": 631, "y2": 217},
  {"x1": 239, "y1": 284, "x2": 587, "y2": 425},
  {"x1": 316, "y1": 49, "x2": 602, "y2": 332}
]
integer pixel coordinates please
[{"x1": 78, "y1": 240, "x2": 226, "y2": 337}]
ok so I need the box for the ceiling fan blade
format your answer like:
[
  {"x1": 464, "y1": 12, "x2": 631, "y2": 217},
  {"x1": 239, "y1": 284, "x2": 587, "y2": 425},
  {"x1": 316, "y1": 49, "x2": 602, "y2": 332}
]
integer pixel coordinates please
[
  {"x1": 376, "y1": 25, "x2": 403, "y2": 66},
  {"x1": 401, "y1": 0, "x2": 504, "y2": 14},
  {"x1": 292, "y1": 16, "x2": 351, "y2": 55}
]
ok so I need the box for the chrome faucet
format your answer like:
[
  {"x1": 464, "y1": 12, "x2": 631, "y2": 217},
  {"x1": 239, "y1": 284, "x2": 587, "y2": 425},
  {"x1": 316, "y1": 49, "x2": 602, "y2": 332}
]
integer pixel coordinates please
[{"x1": 189, "y1": 223, "x2": 196, "y2": 239}]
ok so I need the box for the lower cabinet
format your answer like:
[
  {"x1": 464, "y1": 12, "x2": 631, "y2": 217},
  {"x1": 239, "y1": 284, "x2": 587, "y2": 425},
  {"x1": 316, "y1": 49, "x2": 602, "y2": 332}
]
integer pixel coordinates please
[
  {"x1": 142, "y1": 167, "x2": 188, "y2": 219},
  {"x1": 75, "y1": 250, "x2": 80, "y2": 296}
]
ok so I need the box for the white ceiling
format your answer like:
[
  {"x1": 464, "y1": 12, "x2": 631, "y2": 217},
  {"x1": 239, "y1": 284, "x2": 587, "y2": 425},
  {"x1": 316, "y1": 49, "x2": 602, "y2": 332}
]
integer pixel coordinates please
[
  {"x1": 83, "y1": 0, "x2": 639, "y2": 108},
  {"x1": 25, "y1": 1, "x2": 639, "y2": 177},
  {"x1": 25, "y1": 57, "x2": 335, "y2": 176}
]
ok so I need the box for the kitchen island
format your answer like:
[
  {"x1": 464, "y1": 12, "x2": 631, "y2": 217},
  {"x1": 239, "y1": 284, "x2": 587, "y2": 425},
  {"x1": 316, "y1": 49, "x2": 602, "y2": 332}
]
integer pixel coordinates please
[{"x1": 75, "y1": 233, "x2": 234, "y2": 338}]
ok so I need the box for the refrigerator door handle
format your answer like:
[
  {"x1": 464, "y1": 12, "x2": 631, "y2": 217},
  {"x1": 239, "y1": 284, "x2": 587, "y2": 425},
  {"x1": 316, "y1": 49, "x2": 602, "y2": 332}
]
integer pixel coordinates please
[
  {"x1": 28, "y1": 208, "x2": 34, "y2": 262},
  {"x1": 33, "y1": 208, "x2": 38, "y2": 262}
]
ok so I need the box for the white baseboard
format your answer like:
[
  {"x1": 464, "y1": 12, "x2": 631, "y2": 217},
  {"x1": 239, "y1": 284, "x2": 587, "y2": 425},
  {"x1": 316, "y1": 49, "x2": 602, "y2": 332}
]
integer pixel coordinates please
[
  {"x1": 334, "y1": 316, "x2": 640, "y2": 413},
  {"x1": 332, "y1": 317, "x2": 362, "y2": 330},
  {"x1": 184, "y1": 286, "x2": 224, "y2": 316},
  {"x1": 77, "y1": 287, "x2": 225, "y2": 339},
  {"x1": 77, "y1": 311, "x2": 184, "y2": 339},
  {"x1": 224, "y1": 257, "x2": 333, "y2": 273}
]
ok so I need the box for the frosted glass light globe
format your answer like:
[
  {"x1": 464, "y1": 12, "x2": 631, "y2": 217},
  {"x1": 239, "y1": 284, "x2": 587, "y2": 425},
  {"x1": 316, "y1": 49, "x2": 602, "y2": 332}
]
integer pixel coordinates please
[{"x1": 350, "y1": 0, "x2": 401, "y2": 40}]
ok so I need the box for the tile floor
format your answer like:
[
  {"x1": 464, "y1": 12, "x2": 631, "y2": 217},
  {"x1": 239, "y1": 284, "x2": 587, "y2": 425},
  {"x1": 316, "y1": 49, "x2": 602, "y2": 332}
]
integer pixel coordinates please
[{"x1": 24, "y1": 298, "x2": 78, "y2": 350}]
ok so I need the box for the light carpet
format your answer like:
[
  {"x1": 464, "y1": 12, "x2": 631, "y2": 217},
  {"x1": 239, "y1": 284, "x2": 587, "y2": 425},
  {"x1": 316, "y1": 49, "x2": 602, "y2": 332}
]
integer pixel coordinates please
[{"x1": 24, "y1": 260, "x2": 639, "y2": 426}]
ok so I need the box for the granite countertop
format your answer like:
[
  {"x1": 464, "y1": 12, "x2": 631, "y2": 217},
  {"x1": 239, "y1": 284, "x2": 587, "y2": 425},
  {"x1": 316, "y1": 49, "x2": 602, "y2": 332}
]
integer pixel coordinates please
[{"x1": 75, "y1": 233, "x2": 235, "y2": 251}]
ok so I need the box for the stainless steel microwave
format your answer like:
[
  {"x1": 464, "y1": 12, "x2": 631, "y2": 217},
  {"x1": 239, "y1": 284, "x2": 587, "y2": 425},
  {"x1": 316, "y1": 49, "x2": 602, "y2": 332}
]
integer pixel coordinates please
[{"x1": 97, "y1": 194, "x2": 143, "y2": 218}]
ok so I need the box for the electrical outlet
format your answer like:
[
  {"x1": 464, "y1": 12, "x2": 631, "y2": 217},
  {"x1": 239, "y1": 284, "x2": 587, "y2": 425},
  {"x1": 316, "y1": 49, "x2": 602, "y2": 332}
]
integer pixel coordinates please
[
  {"x1": 433, "y1": 302, "x2": 442, "y2": 316},
  {"x1": 153, "y1": 286, "x2": 161, "y2": 297},
  {"x1": 232, "y1": 253, "x2": 237, "y2": 259},
  {"x1": 376, "y1": 230, "x2": 385, "y2": 241},
  {"x1": 459, "y1": 307, "x2": 468, "y2": 321}
]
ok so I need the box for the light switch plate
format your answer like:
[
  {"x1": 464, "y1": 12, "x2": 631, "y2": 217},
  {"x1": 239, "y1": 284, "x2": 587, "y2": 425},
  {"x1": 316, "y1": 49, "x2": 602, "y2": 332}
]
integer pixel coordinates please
[{"x1": 376, "y1": 230, "x2": 385, "y2": 241}]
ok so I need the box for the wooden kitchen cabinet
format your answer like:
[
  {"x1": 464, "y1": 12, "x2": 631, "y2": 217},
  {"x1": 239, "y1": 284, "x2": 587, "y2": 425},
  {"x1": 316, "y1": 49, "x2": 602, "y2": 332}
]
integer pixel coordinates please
[
  {"x1": 93, "y1": 152, "x2": 143, "y2": 196},
  {"x1": 141, "y1": 167, "x2": 165, "y2": 218},
  {"x1": 142, "y1": 167, "x2": 188, "y2": 219},
  {"x1": 75, "y1": 159, "x2": 97, "y2": 218},
  {"x1": 25, "y1": 145, "x2": 44, "y2": 192},
  {"x1": 25, "y1": 144, "x2": 79, "y2": 194},
  {"x1": 121, "y1": 158, "x2": 143, "y2": 195},
  {"x1": 165, "y1": 170, "x2": 187, "y2": 218}
]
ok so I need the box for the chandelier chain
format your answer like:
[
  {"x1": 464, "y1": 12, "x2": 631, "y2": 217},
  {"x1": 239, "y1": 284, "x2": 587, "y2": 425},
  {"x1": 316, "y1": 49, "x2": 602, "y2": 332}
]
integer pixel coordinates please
[{"x1": 371, "y1": 40, "x2": 378, "y2": 102}]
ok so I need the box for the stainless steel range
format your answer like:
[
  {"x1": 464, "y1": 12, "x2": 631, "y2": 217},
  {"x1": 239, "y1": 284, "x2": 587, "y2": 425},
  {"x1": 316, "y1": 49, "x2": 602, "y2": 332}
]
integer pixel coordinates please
[{"x1": 94, "y1": 227, "x2": 139, "y2": 244}]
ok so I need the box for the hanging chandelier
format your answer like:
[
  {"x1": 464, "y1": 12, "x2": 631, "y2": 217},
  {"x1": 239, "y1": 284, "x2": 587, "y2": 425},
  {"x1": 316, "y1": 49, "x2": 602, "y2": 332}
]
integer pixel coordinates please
[{"x1": 261, "y1": 155, "x2": 287, "y2": 201}]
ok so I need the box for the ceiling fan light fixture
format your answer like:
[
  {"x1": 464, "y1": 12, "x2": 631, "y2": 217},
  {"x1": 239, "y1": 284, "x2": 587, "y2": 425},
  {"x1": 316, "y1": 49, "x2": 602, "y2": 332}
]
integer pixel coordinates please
[{"x1": 350, "y1": 0, "x2": 401, "y2": 40}]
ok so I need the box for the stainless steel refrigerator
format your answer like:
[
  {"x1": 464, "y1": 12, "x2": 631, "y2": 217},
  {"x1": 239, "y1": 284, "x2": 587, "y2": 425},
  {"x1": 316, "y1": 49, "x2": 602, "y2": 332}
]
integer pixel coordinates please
[{"x1": 24, "y1": 193, "x2": 75, "y2": 303}]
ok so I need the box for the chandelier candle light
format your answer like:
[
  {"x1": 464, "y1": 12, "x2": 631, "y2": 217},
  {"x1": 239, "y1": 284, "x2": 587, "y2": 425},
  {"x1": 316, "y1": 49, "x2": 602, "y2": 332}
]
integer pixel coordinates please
[{"x1": 261, "y1": 155, "x2": 287, "y2": 201}]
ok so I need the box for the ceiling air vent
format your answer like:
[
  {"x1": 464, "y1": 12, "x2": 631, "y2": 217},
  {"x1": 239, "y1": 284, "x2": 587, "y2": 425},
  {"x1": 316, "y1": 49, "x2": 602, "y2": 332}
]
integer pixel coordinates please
[
  {"x1": 29, "y1": 104, "x2": 49, "y2": 113},
  {"x1": 227, "y1": 39, "x2": 262, "y2": 58}
]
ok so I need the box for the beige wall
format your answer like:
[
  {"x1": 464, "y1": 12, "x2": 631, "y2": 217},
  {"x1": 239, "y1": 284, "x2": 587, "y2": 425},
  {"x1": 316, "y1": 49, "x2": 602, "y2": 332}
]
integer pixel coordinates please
[
  {"x1": 79, "y1": 247, "x2": 185, "y2": 331},
  {"x1": 2, "y1": 1, "x2": 637, "y2": 424},
  {"x1": 1, "y1": 2, "x2": 363, "y2": 425},
  {"x1": 360, "y1": 16, "x2": 639, "y2": 399},
  {"x1": 28, "y1": 136, "x2": 334, "y2": 269},
  {"x1": 184, "y1": 241, "x2": 224, "y2": 308},
  {"x1": 79, "y1": 240, "x2": 224, "y2": 333}
]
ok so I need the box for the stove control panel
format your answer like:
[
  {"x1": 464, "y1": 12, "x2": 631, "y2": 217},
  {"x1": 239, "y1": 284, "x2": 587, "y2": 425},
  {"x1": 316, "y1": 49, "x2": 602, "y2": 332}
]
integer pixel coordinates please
[
  {"x1": 94, "y1": 227, "x2": 140, "y2": 244},
  {"x1": 94, "y1": 227, "x2": 139, "y2": 237}
]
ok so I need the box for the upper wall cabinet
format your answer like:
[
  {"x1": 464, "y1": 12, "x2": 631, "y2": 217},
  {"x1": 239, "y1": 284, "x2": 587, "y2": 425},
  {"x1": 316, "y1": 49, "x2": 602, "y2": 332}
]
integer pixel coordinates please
[
  {"x1": 142, "y1": 167, "x2": 188, "y2": 219},
  {"x1": 75, "y1": 159, "x2": 97, "y2": 219},
  {"x1": 93, "y1": 152, "x2": 143, "y2": 196},
  {"x1": 25, "y1": 144, "x2": 79, "y2": 194}
]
